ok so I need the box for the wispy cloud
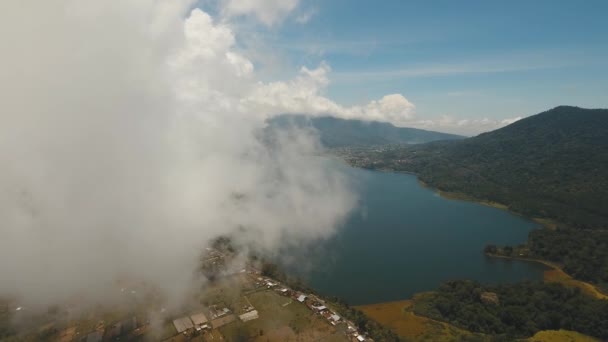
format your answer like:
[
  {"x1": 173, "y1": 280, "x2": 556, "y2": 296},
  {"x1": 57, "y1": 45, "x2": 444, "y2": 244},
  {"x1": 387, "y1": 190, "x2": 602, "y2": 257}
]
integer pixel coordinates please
[
  {"x1": 412, "y1": 115, "x2": 523, "y2": 136},
  {"x1": 273, "y1": 37, "x2": 428, "y2": 57},
  {"x1": 332, "y1": 60, "x2": 577, "y2": 83},
  {"x1": 446, "y1": 90, "x2": 482, "y2": 97},
  {"x1": 330, "y1": 48, "x2": 604, "y2": 83},
  {"x1": 294, "y1": 6, "x2": 316, "y2": 24}
]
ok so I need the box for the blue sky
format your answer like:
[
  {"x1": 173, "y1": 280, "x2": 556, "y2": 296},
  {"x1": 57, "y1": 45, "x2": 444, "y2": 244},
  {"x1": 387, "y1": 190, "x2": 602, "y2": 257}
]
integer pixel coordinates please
[{"x1": 252, "y1": 0, "x2": 608, "y2": 123}]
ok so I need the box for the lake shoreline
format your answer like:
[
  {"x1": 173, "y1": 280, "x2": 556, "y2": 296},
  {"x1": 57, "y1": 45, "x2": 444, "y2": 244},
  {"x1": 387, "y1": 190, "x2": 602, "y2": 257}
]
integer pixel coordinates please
[
  {"x1": 354, "y1": 298, "x2": 476, "y2": 340},
  {"x1": 299, "y1": 163, "x2": 547, "y2": 305},
  {"x1": 411, "y1": 170, "x2": 608, "y2": 299},
  {"x1": 485, "y1": 252, "x2": 561, "y2": 270},
  {"x1": 486, "y1": 253, "x2": 608, "y2": 300},
  {"x1": 417, "y1": 179, "x2": 508, "y2": 210},
  {"x1": 367, "y1": 167, "x2": 515, "y2": 210},
  {"x1": 366, "y1": 166, "x2": 560, "y2": 230},
  {"x1": 347, "y1": 165, "x2": 606, "y2": 303}
]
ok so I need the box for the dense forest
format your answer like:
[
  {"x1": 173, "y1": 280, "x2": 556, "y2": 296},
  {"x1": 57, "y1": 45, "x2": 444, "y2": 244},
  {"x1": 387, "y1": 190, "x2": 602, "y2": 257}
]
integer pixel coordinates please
[
  {"x1": 414, "y1": 280, "x2": 608, "y2": 340},
  {"x1": 487, "y1": 229, "x2": 608, "y2": 290},
  {"x1": 528, "y1": 229, "x2": 608, "y2": 286}
]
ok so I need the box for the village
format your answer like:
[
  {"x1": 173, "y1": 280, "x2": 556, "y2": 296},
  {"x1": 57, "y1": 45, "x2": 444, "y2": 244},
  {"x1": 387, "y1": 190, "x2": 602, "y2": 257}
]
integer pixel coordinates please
[
  {"x1": 159, "y1": 244, "x2": 371, "y2": 342},
  {"x1": 160, "y1": 269, "x2": 370, "y2": 342},
  {"x1": 2, "y1": 245, "x2": 372, "y2": 342}
]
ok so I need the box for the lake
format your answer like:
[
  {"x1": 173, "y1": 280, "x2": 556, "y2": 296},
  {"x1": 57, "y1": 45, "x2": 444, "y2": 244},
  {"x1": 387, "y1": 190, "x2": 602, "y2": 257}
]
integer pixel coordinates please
[{"x1": 286, "y1": 165, "x2": 548, "y2": 305}]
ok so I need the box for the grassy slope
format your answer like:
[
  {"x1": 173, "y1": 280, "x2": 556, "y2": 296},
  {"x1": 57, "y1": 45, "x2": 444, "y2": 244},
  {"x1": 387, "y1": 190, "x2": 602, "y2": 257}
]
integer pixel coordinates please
[
  {"x1": 358, "y1": 298, "x2": 600, "y2": 342},
  {"x1": 528, "y1": 329, "x2": 598, "y2": 342},
  {"x1": 487, "y1": 253, "x2": 607, "y2": 300},
  {"x1": 356, "y1": 298, "x2": 480, "y2": 341},
  {"x1": 543, "y1": 268, "x2": 608, "y2": 300}
]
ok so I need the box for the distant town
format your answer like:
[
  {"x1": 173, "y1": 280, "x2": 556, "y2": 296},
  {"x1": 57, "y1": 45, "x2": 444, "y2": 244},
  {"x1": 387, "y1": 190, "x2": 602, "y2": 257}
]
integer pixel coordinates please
[{"x1": 330, "y1": 145, "x2": 410, "y2": 170}]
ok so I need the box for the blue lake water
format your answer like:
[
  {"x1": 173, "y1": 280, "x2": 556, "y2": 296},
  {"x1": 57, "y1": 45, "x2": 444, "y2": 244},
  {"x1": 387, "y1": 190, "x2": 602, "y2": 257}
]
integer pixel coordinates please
[{"x1": 287, "y1": 165, "x2": 548, "y2": 305}]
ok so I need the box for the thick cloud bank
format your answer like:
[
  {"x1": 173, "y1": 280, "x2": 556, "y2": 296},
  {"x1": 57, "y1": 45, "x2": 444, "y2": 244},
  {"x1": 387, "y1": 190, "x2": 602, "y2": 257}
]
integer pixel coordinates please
[{"x1": 0, "y1": 1, "x2": 356, "y2": 307}]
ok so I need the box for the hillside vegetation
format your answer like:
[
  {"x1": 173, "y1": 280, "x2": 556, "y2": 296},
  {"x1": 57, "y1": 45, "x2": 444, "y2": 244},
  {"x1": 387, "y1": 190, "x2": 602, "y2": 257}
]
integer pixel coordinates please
[
  {"x1": 527, "y1": 228, "x2": 608, "y2": 287},
  {"x1": 362, "y1": 106, "x2": 608, "y2": 229},
  {"x1": 348, "y1": 106, "x2": 608, "y2": 287},
  {"x1": 414, "y1": 280, "x2": 608, "y2": 340}
]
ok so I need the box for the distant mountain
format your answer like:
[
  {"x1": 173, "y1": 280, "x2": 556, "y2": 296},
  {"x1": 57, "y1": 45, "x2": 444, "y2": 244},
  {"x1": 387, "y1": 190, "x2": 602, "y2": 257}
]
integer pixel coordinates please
[
  {"x1": 362, "y1": 106, "x2": 608, "y2": 229},
  {"x1": 267, "y1": 114, "x2": 464, "y2": 147}
]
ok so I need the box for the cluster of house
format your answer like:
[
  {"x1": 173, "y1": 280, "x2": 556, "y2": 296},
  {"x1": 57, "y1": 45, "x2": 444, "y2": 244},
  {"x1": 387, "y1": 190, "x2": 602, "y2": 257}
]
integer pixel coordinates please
[
  {"x1": 171, "y1": 299, "x2": 259, "y2": 338},
  {"x1": 58, "y1": 316, "x2": 143, "y2": 342},
  {"x1": 59, "y1": 255, "x2": 367, "y2": 342},
  {"x1": 200, "y1": 247, "x2": 230, "y2": 280},
  {"x1": 257, "y1": 275, "x2": 369, "y2": 342},
  {"x1": 103, "y1": 317, "x2": 139, "y2": 340}
]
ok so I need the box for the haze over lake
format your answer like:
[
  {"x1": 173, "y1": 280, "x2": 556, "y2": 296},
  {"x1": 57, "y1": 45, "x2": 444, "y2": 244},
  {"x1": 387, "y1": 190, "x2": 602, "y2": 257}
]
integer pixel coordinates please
[{"x1": 287, "y1": 164, "x2": 548, "y2": 305}]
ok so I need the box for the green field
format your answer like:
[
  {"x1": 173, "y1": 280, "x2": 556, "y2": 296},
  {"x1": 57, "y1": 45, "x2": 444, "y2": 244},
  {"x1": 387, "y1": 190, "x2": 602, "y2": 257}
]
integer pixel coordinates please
[{"x1": 219, "y1": 290, "x2": 348, "y2": 341}]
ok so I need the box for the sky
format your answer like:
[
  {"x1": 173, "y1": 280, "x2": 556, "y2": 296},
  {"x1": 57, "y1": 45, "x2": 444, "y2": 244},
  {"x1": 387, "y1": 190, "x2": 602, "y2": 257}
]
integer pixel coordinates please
[{"x1": 201, "y1": 0, "x2": 608, "y2": 135}]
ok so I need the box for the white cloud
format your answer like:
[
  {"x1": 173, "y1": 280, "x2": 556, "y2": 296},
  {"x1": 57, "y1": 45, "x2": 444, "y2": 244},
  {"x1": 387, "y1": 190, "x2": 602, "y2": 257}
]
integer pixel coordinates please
[
  {"x1": 238, "y1": 61, "x2": 519, "y2": 135},
  {"x1": 332, "y1": 56, "x2": 581, "y2": 83},
  {"x1": 165, "y1": 8, "x2": 417, "y2": 127},
  {"x1": 243, "y1": 63, "x2": 417, "y2": 125},
  {"x1": 501, "y1": 116, "x2": 522, "y2": 125},
  {"x1": 0, "y1": 0, "x2": 356, "y2": 309},
  {"x1": 166, "y1": 19, "x2": 516, "y2": 136},
  {"x1": 363, "y1": 94, "x2": 416, "y2": 123},
  {"x1": 220, "y1": 0, "x2": 300, "y2": 26},
  {"x1": 240, "y1": 61, "x2": 523, "y2": 135},
  {"x1": 295, "y1": 7, "x2": 316, "y2": 24},
  {"x1": 413, "y1": 115, "x2": 524, "y2": 136}
]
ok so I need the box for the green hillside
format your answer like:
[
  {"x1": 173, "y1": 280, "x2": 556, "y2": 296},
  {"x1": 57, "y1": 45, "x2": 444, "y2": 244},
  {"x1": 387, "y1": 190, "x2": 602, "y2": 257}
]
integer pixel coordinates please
[
  {"x1": 362, "y1": 106, "x2": 608, "y2": 229},
  {"x1": 414, "y1": 280, "x2": 608, "y2": 340},
  {"x1": 350, "y1": 106, "x2": 608, "y2": 287}
]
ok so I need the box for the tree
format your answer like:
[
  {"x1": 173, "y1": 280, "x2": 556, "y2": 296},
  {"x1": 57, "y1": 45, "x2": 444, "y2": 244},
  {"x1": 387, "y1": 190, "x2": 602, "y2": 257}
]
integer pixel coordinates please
[{"x1": 484, "y1": 244, "x2": 498, "y2": 254}]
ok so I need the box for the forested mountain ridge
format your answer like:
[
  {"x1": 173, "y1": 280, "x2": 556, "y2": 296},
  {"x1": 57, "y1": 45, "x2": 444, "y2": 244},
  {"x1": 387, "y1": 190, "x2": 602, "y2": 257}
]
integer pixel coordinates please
[
  {"x1": 344, "y1": 106, "x2": 608, "y2": 288},
  {"x1": 267, "y1": 114, "x2": 464, "y2": 147},
  {"x1": 359, "y1": 106, "x2": 608, "y2": 229}
]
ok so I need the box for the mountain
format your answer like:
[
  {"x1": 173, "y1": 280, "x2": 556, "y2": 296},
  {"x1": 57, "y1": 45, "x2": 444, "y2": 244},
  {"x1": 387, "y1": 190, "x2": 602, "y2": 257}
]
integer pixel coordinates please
[
  {"x1": 362, "y1": 106, "x2": 608, "y2": 229},
  {"x1": 351, "y1": 106, "x2": 608, "y2": 286},
  {"x1": 267, "y1": 114, "x2": 464, "y2": 147}
]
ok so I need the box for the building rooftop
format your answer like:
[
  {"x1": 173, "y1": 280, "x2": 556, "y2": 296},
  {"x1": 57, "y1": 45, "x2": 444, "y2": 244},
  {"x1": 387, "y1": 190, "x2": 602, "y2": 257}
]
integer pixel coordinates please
[
  {"x1": 173, "y1": 316, "x2": 194, "y2": 333},
  {"x1": 239, "y1": 310, "x2": 259, "y2": 322},
  {"x1": 190, "y1": 312, "x2": 208, "y2": 325}
]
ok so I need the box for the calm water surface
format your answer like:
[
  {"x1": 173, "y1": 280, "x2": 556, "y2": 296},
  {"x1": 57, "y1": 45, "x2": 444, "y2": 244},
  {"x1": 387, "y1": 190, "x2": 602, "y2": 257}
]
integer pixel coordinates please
[{"x1": 287, "y1": 165, "x2": 548, "y2": 305}]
